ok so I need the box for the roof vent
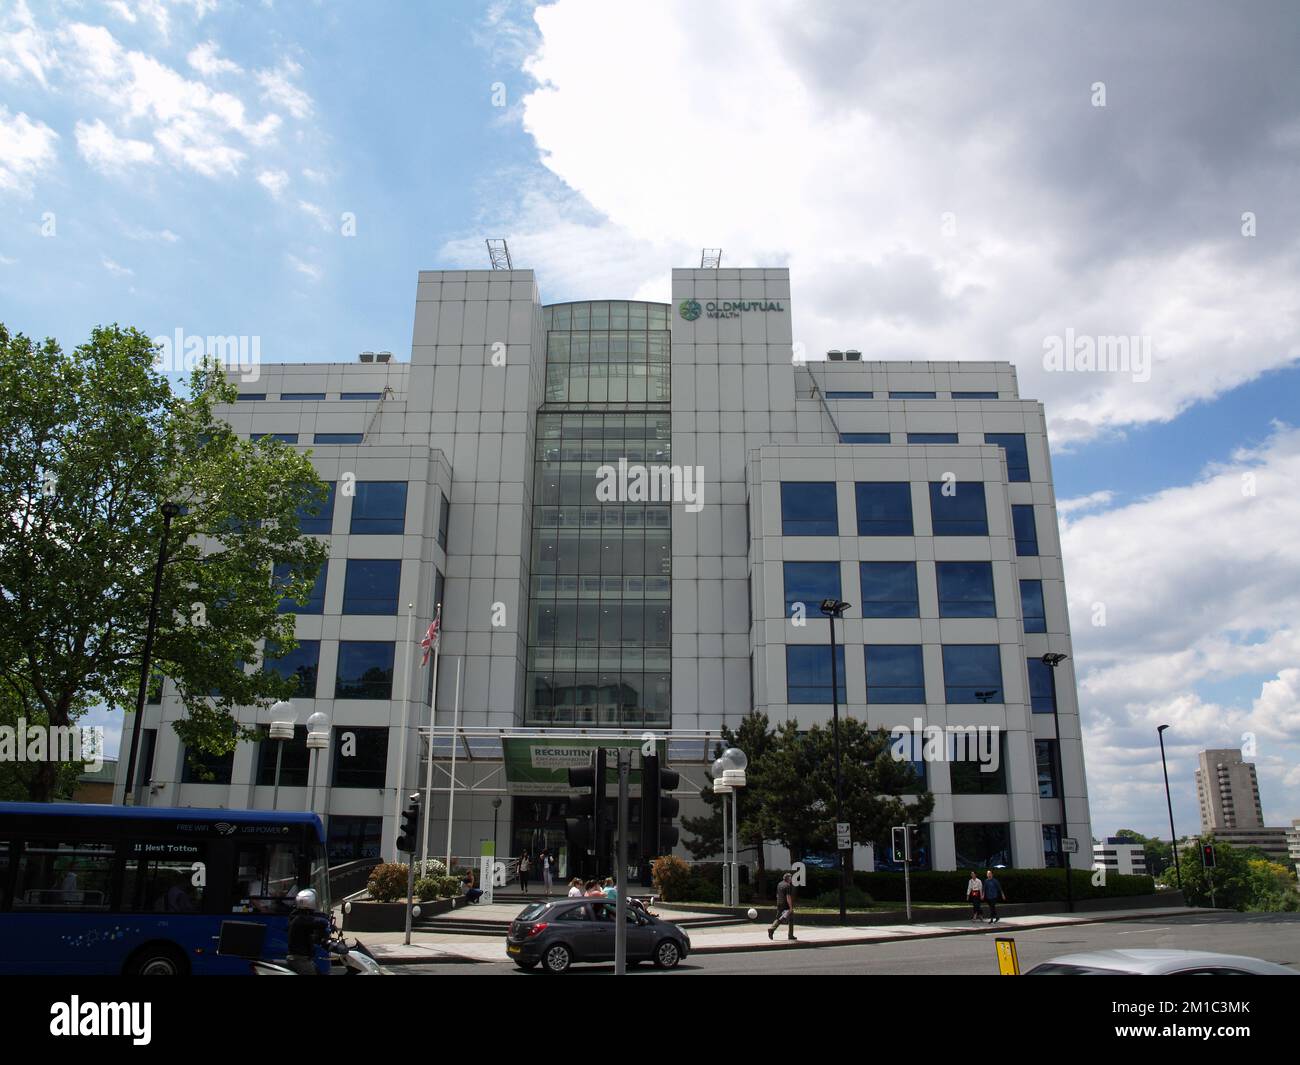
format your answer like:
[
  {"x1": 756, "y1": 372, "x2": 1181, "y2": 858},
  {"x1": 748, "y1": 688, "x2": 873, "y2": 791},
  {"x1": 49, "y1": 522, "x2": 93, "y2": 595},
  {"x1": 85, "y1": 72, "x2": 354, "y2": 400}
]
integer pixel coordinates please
[
  {"x1": 827, "y1": 349, "x2": 844, "y2": 361},
  {"x1": 376, "y1": 351, "x2": 392, "y2": 363},
  {"x1": 359, "y1": 351, "x2": 375, "y2": 363},
  {"x1": 845, "y1": 349, "x2": 862, "y2": 361}
]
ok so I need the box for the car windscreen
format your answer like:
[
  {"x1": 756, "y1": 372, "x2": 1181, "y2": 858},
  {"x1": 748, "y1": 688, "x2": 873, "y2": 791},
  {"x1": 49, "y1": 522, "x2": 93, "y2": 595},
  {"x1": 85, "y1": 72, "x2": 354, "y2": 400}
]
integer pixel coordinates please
[{"x1": 1026, "y1": 963, "x2": 1126, "y2": 975}]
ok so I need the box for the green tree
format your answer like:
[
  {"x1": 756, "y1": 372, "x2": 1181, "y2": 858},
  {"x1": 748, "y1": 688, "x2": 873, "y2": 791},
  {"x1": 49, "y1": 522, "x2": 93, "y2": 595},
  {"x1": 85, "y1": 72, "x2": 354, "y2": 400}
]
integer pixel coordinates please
[
  {"x1": 1168, "y1": 836, "x2": 1296, "y2": 911},
  {"x1": 1114, "y1": 828, "x2": 1173, "y2": 878},
  {"x1": 0, "y1": 324, "x2": 328, "y2": 800}
]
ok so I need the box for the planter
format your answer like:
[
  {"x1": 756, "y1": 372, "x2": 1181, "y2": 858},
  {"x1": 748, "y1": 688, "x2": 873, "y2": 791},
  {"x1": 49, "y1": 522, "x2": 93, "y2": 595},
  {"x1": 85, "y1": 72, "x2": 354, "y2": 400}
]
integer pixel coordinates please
[{"x1": 341, "y1": 896, "x2": 457, "y2": 932}]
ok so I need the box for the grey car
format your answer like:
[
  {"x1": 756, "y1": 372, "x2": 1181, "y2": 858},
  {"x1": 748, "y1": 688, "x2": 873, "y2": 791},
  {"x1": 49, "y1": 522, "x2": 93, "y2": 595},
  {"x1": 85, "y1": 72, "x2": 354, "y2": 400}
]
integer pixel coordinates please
[
  {"x1": 1026, "y1": 949, "x2": 1299, "y2": 975},
  {"x1": 506, "y1": 898, "x2": 691, "y2": 973}
]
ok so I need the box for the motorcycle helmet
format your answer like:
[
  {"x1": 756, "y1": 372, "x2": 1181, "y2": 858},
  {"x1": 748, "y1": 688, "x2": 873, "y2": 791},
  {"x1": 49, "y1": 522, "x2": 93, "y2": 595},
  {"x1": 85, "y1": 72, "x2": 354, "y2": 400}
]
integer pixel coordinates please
[{"x1": 294, "y1": 888, "x2": 318, "y2": 910}]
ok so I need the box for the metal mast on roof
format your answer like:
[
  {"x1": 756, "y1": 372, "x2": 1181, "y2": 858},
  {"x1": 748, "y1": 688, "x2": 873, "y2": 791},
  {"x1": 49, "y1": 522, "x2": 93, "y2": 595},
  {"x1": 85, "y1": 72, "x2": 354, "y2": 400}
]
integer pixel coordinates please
[
  {"x1": 700, "y1": 248, "x2": 722, "y2": 269},
  {"x1": 486, "y1": 238, "x2": 513, "y2": 270}
]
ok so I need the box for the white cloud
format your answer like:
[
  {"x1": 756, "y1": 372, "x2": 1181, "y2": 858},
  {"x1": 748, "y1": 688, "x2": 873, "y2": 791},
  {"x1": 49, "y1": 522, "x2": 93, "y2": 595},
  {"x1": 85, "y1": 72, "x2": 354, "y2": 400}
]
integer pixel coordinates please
[
  {"x1": 75, "y1": 118, "x2": 157, "y2": 174},
  {"x1": 0, "y1": 254, "x2": 17, "y2": 265},
  {"x1": 0, "y1": 105, "x2": 58, "y2": 195},
  {"x1": 0, "y1": 0, "x2": 56, "y2": 88},
  {"x1": 257, "y1": 168, "x2": 289, "y2": 197},
  {"x1": 297, "y1": 200, "x2": 332, "y2": 230},
  {"x1": 1056, "y1": 490, "x2": 1115, "y2": 517},
  {"x1": 286, "y1": 253, "x2": 321, "y2": 281},
  {"x1": 301, "y1": 167, "x2": 327, "y2": 184},
  {"x1": 188, "y1": 40, "x2": 241, "y2": 77},
  {"x1": 256, "y1": 60, "x2": 312, "y2": 119},
  {"x1": 101, "y1": 255, "x2": 134, "y2": 277},
  {"x1": 121, "y1": 224, "x2": 179, "y2": 242}
]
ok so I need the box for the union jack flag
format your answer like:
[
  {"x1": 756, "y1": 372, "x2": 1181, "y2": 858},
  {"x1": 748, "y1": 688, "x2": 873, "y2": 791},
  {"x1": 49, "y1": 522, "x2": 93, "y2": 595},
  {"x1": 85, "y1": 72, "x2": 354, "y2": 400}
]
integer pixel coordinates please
[{"x1": 421, "y1": 605, "x2": 441, "y2": 667}]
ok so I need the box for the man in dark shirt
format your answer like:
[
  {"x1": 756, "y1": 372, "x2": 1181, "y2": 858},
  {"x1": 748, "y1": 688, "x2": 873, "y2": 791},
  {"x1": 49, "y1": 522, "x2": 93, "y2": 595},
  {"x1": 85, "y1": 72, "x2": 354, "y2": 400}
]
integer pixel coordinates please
[
  {"x1": 286, "y1": 889, "x2": 330, "y2": 974},
  {"x1": 983, "y1": 869, "x2": 1005, "y2": 923},
  {"x1": 767, "y1": 872, "x2": 797, "y2": 941}
]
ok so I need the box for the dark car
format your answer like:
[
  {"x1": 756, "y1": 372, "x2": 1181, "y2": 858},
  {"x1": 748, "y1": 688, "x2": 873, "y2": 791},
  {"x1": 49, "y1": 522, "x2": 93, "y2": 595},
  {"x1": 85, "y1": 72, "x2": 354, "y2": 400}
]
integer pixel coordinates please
[{"x1": 505, "y1": 898, "x2": 690, "y2": 973}]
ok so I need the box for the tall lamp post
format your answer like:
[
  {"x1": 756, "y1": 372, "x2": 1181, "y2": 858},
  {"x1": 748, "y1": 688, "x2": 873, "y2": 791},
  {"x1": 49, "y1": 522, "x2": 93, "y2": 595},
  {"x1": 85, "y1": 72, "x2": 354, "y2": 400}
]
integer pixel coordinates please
[
  {"x1": 712, "y1": 758, "x2": 733, "y2": 905},
  {"x1": 122, "y1": 500, "x2": 180, "y2": 805},
  {"x1": 1040, "y1": 652, "x2": 1073, "y2": 912},
  {"x1": 820, "y1": 597, "x2": 851, "y2": 925},
  {"x1": 268, "y1": 700, "x2": 297, "y2": 811},
  {"x1": 492, "y1": 797, "x2": 502, "y2": 859},
  {"x1": 1157, "y1": 724, "x2": 1182, "y2": 889},
  {"x1": 720, "y1": 747, "x2": 748, "y2": 907},
  {"x1": 306, "y1": 711, "x2": 332, "y2": 813}
]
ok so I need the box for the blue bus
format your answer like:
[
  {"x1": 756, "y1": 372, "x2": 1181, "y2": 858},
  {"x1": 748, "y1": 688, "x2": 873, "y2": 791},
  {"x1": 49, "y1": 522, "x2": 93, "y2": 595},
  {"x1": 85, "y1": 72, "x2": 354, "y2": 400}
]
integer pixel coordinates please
[{"x1": 0, "y1": 803, "x2": 330, "y2": 975}]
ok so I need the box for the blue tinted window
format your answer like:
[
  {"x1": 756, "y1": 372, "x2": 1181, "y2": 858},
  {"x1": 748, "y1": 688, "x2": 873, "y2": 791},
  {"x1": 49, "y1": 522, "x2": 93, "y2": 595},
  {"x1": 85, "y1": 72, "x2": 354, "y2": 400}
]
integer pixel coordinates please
[
  {"x1": 335, "y1": 641, "x2": 395, "y2": 700},
  {"x1": 314, "y1": 432, "x2": 364, "y2": 444},
  {"x1": 941, "y1": 644, "x2": 1003, "y2": 703},
  {"x1": 297, "y1": 482, "x2": 335, "y2": 534},
  {"x1": 341, "y1": 392, "x2": 383, "y2": 400},
  {"x1": 342, "y1": 559, "x2": 401, "y2": 614},
  {"x1": 1012, "y1": 505, "x2": 1038, "y2": 555},
  {"x1": 840, "y1": 432, "x2": 891, "y2": 443},
  {"x1": 786, "y1": 645, "x2": 846, "y2": 704},
  {"x1": 952, "y1": 391, "x2": 999, "y2": 399},
  {"x1": 236, "y1": 393, "x2": 265, "y2": 401},
  {"x1": 950, "y1": 732, "x2": 1006, "y2": 794},
  {"x1": 784, "y1": 562, "x2": 842, "y2": 617},
  {"x1": 855, "y1": 482, "x2": 913, "y2": 535},
  {"x1": 1027, "y1": 657, "x2": 1056, "y2": 713},
  {"x1": 279, "y1": 392, "x2": 325, "y2": 401},
  {"x1": 264, "y1": 639, "x2": 321, "y2": 699},
  {"x1": 274, "y1": 560, "x2": 327, "y2": 614},
  {"x1": 351, "y1": 481, "x2": 407, "y2": 534},
  {"x1": 251, "y1": 432, "x2": 299, "y2": 443},
  {"x1": 889, "y1": 391, "x2": 936, "y2": 399},
  {"x1": 929, "y1": 482, "x2": 988, "y2": 535},
  {"x1": 1037, "y1": 740, "x2": 1059, "y2": 798},
  {"x1": 984, "y1": 432, "x2": 1030, "y2": 482},
  {"x1": 825, "y1": 391, "x2": 873, "y2": 399},
  {"x1": 859, "y1": 562, "x2": 919, "y2": 617},
  {"x1": 936, "y1": 562, "x2": 996, "y2": 617},
  {"x1": 907, "y1": 432, "x2": 958, "y2": 444},
  {"x1": 437, "y1": 492, "x2": 450, "y2": 550},
  {"x1": 1020, "y1": 579, "x2": 1046, "y2": 633},
  {"x1": 954, "y1": 823, "x2": 1012, "y2": 869},
  {"x1": 865, "y1": 645, "x2": 926, "y2": 703},
  {"x1": 781, "y1": 482, "x2": 838, "y2": 536}
]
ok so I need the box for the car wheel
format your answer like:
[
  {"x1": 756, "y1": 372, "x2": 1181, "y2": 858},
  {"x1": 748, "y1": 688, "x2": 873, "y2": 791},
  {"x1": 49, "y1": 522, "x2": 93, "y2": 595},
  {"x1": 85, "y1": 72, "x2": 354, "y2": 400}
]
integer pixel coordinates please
[
  {"x1": 515, "y1": 959, "x2": 539, "y2": 971},
  {"x1": 125, "y1": 944, "x2": 188, "y2": 976},
  {"x1": 543, "y1": 944, "x2": 572, "y2": 973},
  {"x1": 653, "y1": 939, "x2": 681, "y2": 969}
]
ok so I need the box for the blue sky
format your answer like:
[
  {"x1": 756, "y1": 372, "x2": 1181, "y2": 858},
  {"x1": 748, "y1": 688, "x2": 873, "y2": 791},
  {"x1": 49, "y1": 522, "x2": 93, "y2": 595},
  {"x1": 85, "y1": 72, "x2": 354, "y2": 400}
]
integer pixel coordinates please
[{"x1": 3, "y1": 0, "x2": 1299, "y2": 842}]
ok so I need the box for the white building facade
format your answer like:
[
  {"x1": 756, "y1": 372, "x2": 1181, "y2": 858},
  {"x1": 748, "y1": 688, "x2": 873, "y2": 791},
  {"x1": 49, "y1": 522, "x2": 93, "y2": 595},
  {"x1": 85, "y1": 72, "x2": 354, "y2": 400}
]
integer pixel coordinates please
[{"x1": 115, "y1": 266, "x2": 1092, "y2": 876}]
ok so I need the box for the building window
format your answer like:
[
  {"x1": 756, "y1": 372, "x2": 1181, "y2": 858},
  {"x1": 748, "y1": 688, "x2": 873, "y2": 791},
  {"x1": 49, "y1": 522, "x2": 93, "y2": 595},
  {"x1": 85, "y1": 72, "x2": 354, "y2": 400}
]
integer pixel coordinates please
[
  {"x1": 181, "y1": 742, "x2": 235, "y2": 785},
  {"x1": 236, "y1": 393, "x2": 265, "y2": 401},
  {"x1": 864, "y1": 644, "x2": 926, "y2": 703},
  {"x1": 950, "y1": 732, "x2": 1006, "y2": 794},
  {"x1": 279, "y1": 393, "x2": 326, "y2": 401},
  {"x1": 889, "y1": 391, "x2": 936, "y2": 399},
  {"x1": 941, "y1": 644, "x2": 1003, "y2": 703},
  {"x1": 786, "y1": 645, "x2": 846, "y2": 704},
  {"x1": 274, "y1": 561, "x2": 327, "y2": 615},
  {"x1": 929, "y1": 482, "x2": 988, "y2": 536},
  {"x1": 1012, "y1": 505, "x2": 1038, "y2": 556},
  {"x1": 855, "y1": 482, "x2": 913, "y2": 536},
  {"x1": 781, "y1": 482, "x2": 838, "y2": 536},
  {"x1": 984, "y1": 432, "x2": 1030, "y2": 482},
  {"x1": 342, "y1": 559, "x2": 401, "y2": 615},
  {"x1": 314, "y1": 432, "x2": 364, "y2": 444},
  {"x1": 1026, "y1": 657, "x2": 1057, "y2": 713},
  {"x1": 783, "y1": 561, "x2": 841, "y2": 618},
  {"x1": 873, "y1": 823, "x2": 931, "y2": 871},
  {"x1": 1042, "y1": 824, "x2": 1064, "y2": 869},
  {"x1": 335, "y1": 642, "x2": 395, "y2": 700},
  {"x1": 251, "y1": 432, "x2": 299, "y2": 443},
  {"x1": 340, "y1": 392, "x2": 383, "y2": 401},
  {"x1": 331, "y1": 726, "x2": 389, "y2": 789},
  {"x1": 825, "y1": 390, "x2": 873, "y2": 399},
  {"x1": 1020, "y1": 579, "x2": 1046, "y2": 633},
  {"x1": 350, "y1": 481, "x2": 407, "y2": 534},
  {"x1": 859, "y1": 562, "x2": 919, "y2": 617},
  {"x1": 1036, "y1": 739, "x2": 1059, "y2": 798},
  {"x1": 263, "y1": 639, "x2": 321, "y2": 699},
  {"x1": 297, "y1": 482, "x2": 335, "y2": 535},
  {"x1": 327, "y1": 815, "x2": 383, "y2": 862},
  {"x1": 840, "y1": 432, "x2": 891, "y2": 443},
  {"x1": 936, "y1": 561, "x2": 996, "y2": 618},
  {"x1": 906, "y1": 432, "x2": 958, "y2": 444},
  {"x1": 256, "y1": 726, "x2": 310, "y2": 787},
  {"x1": 952, "y1": 391, "x2": 999, "y2": 399},
  {"x1": 953, "y1": 823, "x2": 1012, "y2": 869},
  {"x1": 437, "y1": 491, "x2": 450, "y2": 550}
]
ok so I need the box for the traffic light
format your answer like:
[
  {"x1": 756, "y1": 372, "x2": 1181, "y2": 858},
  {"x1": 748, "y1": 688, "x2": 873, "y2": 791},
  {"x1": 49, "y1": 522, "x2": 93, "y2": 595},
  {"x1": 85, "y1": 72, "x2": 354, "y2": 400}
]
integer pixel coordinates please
[
  {"x1": 1201, "y1": 842, "x2": 1216, "y2": 870},
  {"x1": 891, "y1": 826, "x2": 908, "y2": 863},
  {"x1": 396, "y1": 797, "x2": 420, "y2": 853},
  {"x1": 640, "y1": 754, "x2": 680, "y2": 871},
  {"x1": 565, "y1": 749, "x2": 607, "y2": 878}
]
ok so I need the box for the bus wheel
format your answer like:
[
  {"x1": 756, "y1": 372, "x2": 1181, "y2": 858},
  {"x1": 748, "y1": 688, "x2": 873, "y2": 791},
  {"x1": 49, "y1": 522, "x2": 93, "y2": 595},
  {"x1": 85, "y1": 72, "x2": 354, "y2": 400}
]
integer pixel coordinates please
[{"x1": 126, "y1": 944, "x2": 189, "y2": 976}]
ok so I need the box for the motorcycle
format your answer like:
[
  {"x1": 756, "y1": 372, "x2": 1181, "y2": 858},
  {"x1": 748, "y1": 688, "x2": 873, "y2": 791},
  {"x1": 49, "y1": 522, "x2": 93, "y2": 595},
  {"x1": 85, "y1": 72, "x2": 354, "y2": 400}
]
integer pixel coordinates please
[{"x1": 251, "y1": 917, "x2": 382, "y2": 975}]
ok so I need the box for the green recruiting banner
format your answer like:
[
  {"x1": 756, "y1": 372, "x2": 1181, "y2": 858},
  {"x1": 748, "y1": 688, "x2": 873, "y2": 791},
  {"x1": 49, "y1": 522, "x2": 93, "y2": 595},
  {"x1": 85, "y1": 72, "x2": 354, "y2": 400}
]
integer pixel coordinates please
[{"x1": 500, "y1": 736, "x2": 667, "y2": 795}]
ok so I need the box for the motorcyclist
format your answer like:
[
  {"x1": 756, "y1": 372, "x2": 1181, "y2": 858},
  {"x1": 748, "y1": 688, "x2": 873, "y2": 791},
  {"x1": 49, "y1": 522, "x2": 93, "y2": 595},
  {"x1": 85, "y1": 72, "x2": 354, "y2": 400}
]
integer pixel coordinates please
[{"x1": 285, "y1": 888, "x2": 330, "y2": 975}]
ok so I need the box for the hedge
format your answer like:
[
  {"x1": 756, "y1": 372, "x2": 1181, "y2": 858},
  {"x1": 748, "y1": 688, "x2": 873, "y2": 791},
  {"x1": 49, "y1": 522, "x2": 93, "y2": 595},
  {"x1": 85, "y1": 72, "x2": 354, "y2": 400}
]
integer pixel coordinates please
[{"x1": 778, "y1": 867, "x2": 1154, "y2": 904}]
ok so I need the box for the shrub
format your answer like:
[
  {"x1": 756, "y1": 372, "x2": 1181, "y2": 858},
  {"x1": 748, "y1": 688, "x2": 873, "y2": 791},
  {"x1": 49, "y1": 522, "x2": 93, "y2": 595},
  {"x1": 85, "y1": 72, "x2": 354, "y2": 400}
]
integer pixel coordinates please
[
  {"x1": 415, "y1": 874, "x2": 462, "y2": 900},
  {"x1": 813, "y1": 885, "x2": 873, "y2": 910},
  {"x1": 414, "y1": 858, "x2": 448, "y2": 878},
  {"x1": 367, "y1": 862, "x2": 409, "y2": 902},
  {"x1": 652, "y1": 855, "x2": 692, "y2": 901}
]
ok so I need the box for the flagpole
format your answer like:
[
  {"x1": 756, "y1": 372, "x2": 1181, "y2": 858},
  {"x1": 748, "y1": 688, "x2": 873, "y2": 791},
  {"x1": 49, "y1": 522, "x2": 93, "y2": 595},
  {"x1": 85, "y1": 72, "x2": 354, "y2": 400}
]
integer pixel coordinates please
[
  {"x1": 392, "y1": 602, "x2": 415, "y2": 861},
  {"x1": 442, "y1": 657, "x2": 462, "y2": 872},
  {"x1": 419, "y1": 606, "x2": 442, "y2": 871}
]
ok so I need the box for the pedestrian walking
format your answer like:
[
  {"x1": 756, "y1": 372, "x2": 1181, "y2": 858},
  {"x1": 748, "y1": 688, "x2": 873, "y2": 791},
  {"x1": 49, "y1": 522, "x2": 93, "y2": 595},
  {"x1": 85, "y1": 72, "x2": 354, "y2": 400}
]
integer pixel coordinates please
[
  {"x1": 767, "y1": 872, "x2": 797, "y2": 941},
  {"x1": 518, "y1": 850, "x2": 531, "y2": 893},
  {"x1": 983, "y1": 868, "x2": 1005, "y2": 922},
  {"x1": 966, "y1": 870, "x2": 984, "y2": 921},
  {"x1": 539, "y1": 849, "x2": 554, "y2": 896}
]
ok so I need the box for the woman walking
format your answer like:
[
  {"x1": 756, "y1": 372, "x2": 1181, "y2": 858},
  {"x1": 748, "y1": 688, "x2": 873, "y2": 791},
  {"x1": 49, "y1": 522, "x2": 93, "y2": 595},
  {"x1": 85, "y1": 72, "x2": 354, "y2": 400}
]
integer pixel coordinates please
[
  {"x1": 518, "y1": 850, "x2": 531, "y2": 893},
  {"x1": 966, "y1": 870, "x2": 984, "y2": 921},
  {"x1": 539, "y1": 849, "x2": 554, "y2": 896}
]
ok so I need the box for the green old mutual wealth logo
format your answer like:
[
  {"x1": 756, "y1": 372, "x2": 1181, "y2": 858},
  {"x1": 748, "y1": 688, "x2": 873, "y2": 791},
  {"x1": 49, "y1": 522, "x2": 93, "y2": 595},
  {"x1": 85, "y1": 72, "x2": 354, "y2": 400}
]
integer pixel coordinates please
[{"x1": 679, "y1": 297, "x2": 783, "y2": 321}]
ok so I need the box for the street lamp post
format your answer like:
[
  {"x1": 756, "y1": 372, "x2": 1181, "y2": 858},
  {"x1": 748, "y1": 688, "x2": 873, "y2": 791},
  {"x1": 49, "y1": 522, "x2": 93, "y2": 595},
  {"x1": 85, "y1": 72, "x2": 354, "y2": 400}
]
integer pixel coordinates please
[
  {"x1": 268, "y1": 700, "x2": 297, "y2": 812},
  {"x1": 721, "y1": 747, "x2": 748, "y2": 907},
  {"x1": 1040, "y1": 653, "x2": 1073, "y2": 912},
  {"x1": 1157, "y1": 724, "x2": 1182, "y2": 889},
  {"x1": 306, "y1": 711, "x2": 331, "y2": 813},
  {"x1": 820, "y1": 598, "x2": 851, "y2": 925},
  {"x1": 712, "y1": 757, "x2": 732, "y2": 905},
  {"x1": 492, "y1": 797, "x2": 502, "y2": 859},
  {"x1": 122, "y1": 500, "x2": 180, "y2": 805}
]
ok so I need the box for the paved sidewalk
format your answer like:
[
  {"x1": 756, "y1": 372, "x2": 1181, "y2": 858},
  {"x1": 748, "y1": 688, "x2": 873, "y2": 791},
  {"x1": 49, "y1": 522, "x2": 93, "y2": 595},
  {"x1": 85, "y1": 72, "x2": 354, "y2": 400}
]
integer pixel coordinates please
[{"x1": 361, "y1": 905, "x2": 1205, "y2": 965}]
